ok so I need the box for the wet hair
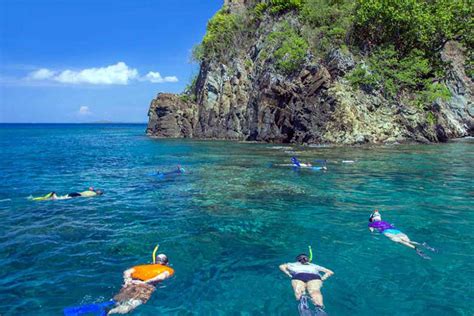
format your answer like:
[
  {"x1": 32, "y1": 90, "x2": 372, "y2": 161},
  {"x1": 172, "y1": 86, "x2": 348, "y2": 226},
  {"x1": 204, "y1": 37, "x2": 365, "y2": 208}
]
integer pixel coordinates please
[
  {"x1": 156, "y1": 254, "x2": 168, "y2": 265},
  {"x1": 369, "y1": 211, "x2": 381, "y2": 222},
  {"x1": 296, "y1": 254, "x2": 309, "y2": 264}
]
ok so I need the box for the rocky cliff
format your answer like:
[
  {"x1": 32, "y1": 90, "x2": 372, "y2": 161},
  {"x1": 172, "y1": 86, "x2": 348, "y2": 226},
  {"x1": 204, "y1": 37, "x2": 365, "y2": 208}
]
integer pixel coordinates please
[{"x1": 147, "y1": 1, "x2": 473, "y2": 144}]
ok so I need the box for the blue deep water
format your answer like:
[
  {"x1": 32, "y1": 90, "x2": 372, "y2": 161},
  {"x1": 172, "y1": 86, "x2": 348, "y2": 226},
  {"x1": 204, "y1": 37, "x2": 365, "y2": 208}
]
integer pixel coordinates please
[{"x1": 0, "y1": 124, "x2": 473, "y2": 315}]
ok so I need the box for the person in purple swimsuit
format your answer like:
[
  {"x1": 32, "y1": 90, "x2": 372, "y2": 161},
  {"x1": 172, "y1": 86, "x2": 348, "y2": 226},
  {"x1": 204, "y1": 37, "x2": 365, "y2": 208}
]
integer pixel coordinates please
[{"x1": 368, "y1": 210, "x2": 434, "y2": 259}]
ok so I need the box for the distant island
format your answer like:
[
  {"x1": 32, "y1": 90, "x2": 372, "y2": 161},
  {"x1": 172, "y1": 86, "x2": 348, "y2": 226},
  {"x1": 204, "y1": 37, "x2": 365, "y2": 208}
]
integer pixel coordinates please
[
  {"x1": 147, "y1": 0, "x2": 473, "y2": 145},
  {"x1": 91, "y1": 120, "x2": 115, "y2": 124},
  {"x1": 89, "y1": 121, "x2": 146, "y2": 124}
]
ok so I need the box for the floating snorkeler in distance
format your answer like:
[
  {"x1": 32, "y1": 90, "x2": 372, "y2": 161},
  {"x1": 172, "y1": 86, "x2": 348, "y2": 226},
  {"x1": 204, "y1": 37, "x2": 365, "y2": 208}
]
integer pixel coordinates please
[
  {"x1": 31, "y1": 187, "x2": 104, "y2": 201},
  {"x1": 273, "y1": 157, "x2": 327, "y2": 171},
  {"x1": 279, "y1": 246, "x2": 334, "y2": 316},
  {"x1": 291, "y1": 157, "x2": 327, "y2": 171},
  {"x1": 149, "y1": 165, "x2": 186, "y2": 178},
  {"x1": 368, "y1": 210, "x2": 436, "y2": 259},
  {"x1": 64, "y1": 245, "x2": 174, "y2": 316}
]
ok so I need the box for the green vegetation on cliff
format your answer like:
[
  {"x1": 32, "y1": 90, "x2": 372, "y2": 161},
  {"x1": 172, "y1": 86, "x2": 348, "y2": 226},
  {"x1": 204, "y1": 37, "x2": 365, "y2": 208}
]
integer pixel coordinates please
[
  {"x1": 198, "y1": 8, "x2": 239, "y2": 60},
  {"x1": 266, "y1": 23, "x2": 308, "y2": 75},
  {"x1": 254, "y1": 0, "x2": 303, "y2": 16},
  {"x1": 192, "y1": 7, "x2": 251, "y2": 62},
  {"x1": 191, "y1": 0, "x2": 472, "y2": 110},
  {"x1": 353, "y1": 0, "x2": 472, "y2": 54},
  {"x1": 347, "y1": 47, "x2": 451, "y2": 108},
  {"x1": 301, "y1": 0, "x2": 354, "y2": 54},
  {"x1": 347, "y1": 0, "x2": 471, "y2": 107}
]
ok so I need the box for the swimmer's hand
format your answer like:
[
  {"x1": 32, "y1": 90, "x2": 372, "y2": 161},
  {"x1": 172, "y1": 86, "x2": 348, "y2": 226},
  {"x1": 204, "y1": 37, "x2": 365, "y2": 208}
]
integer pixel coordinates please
[
  {"x1": 145, "y1": 271, "x2": 170, "y2": 284},
  {"x1": 123, "y1": 268, "x2": 134, "y2": 285},
  {"x1": 321, "y1": 269, "x2": 334, "y2": 281},
  {"x1": 131, "y1": 279, "x2": 146, "y2": 285},
  {"x1": 279, "y1": 264, "x2": 293, "y2": 278}
]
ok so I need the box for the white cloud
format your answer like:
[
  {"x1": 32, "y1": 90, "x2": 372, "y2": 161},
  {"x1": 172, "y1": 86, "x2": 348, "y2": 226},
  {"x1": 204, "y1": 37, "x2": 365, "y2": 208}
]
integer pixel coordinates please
[
  {"x1": 78, "y1": 106, "x2": 92, "y2": 116},
  {"x1": 28, "y1": 68, "x2": 56, "y2": 80},
  {"x1": 25, "y1": 62, "x2": 178, "y2": 85},
  {"x1": 54, "y1": 62, "x2": 138, "y2": 85},
  {"x1": 143, "y1": 71, "x2": 179, "y2": 83}
]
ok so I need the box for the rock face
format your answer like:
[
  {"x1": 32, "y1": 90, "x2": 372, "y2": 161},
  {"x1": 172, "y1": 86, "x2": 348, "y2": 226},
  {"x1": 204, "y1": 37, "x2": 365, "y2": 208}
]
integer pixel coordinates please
[
  {"x1": 147, "y1": 7, "x2": 473, "y2": 144},
  {"x1": 147, "y1": 93, "x2": 197, "y2": 138}
]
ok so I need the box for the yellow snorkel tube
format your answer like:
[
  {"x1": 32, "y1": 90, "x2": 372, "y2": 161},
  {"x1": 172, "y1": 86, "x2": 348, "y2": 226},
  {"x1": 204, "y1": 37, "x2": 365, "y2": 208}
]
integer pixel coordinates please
[
  {"x1": 152, "y1": 244, "x2": 159, "y2": 264},
  {"x1": 308, "y1": 245, "x2": 313, "y2": 262}
]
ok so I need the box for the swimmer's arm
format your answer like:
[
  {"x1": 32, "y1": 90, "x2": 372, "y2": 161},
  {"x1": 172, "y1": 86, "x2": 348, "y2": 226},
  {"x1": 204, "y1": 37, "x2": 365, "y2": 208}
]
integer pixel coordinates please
[
  {"x1": 279, "y1": 264, "x2": 292, "y2": 278},
  {"x1": 320, "y1": 268, "x2": 334, "y2": 281},
  {"x1": 123, "y1": 268, "x2": 134, "y2": 284},
  {"x1": 369, "y1": 227, "x2": 375, "y2": 233},
  {"x1": 145, "y1": 271, "x2": 170, "y2": 284}
]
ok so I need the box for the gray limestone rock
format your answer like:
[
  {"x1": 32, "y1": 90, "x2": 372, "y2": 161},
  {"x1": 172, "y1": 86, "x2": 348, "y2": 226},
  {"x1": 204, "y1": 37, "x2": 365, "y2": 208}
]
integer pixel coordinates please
[{"x1": 147, "y1": 7, "x2": 473, "y2": 145}]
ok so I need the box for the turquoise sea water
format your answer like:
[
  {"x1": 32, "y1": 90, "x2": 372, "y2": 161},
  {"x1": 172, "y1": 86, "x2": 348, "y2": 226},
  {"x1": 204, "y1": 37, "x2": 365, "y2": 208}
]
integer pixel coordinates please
[{"x1": 0, "y1": 124, "x2": 473, "y2": 316}]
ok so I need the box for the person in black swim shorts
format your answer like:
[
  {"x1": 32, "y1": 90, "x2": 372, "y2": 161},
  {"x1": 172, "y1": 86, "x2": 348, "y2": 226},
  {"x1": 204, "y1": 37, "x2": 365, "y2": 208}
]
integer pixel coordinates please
[{"x1": 280, "y1": 254, "x2": 334, "y2": 309}]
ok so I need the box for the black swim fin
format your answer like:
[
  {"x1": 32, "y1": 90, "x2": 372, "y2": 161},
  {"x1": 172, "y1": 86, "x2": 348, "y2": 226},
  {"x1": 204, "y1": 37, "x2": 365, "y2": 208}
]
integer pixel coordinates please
[
  {"x1": 314, "y1": 306, "x2": 328, "y2": 316},
  {"x1": 422, "y1": 242, "x2": 437, "y2": 252},
  {"x1": 416, "y1": 248, "x2": 431, "y2": 260},
  {"x1": 298, "y1": 295, "x2": 313, "y2": 316}
]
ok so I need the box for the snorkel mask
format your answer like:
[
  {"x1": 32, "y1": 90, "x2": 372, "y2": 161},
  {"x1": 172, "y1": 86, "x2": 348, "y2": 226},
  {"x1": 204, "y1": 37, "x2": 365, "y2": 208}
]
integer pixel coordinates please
[
  {"x1": 152, "y1": 244, "x2": 168, "y2": 265},
  {"x1": 296, "y1": 254, "x2": 310, "y2": 264},
  {"x1": 155, "y1": 254, "x2": 168, "y2": 265},
  {"x1": 369, "y1": 210, "x2": 382, "y2": 222},
  {"x1": 296, "y1": 246, "x2": 313, "y2": 264}
]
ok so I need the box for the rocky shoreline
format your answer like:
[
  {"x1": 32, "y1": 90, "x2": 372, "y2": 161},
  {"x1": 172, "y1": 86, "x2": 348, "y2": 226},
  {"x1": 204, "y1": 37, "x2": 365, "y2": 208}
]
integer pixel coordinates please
[{"x1": 147, "y1": 2, "x2": 473, "y2": 145}]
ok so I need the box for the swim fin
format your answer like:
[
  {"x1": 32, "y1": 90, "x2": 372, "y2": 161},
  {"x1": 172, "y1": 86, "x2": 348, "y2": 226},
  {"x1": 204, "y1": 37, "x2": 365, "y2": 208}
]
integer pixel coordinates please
[
  {"x1": 416, "y1": 248, "x2": 431, "y2": 260},
  {"x1": 32, "y1": 192, "x2": 53, "y2": 201},
  {"x1": 422, "y1": 242, "x2": 437, "y2": 252},
  {"x1": 314, "y1": 306, "x2": 328, "y2": 316},
  {"x1": 298, "y1": 295, "x2": 313, "y2": 316},
  {"x1": 63, "y1": 301, "x2": 115, "y2": 316}
]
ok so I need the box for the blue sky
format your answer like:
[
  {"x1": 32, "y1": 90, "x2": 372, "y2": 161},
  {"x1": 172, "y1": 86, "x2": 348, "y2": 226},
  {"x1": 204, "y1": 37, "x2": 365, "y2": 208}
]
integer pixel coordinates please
[{"x1": 0, "y1": 0, "x2": 222, "y2": 123}]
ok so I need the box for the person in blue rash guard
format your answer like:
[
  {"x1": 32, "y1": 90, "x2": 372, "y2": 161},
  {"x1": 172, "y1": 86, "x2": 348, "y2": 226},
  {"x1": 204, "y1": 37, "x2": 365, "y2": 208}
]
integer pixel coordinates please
[
  {"x1": 291, "y1": 157, "x2": 327, "y2": 170},
  {"x1": 155, "y1": 165, "x2": 185, "y2": 177},
  {"x1": 368, "y1": 210, "x2": 434, "y2": 258},
  {"x1": 280, "y1": 253, "x2": 334, "y2": 311}
]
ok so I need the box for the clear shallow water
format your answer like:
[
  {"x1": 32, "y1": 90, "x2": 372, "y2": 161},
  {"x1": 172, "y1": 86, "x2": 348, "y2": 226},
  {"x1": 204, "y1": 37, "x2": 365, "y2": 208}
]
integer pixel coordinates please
[{"x1": 0, "y1": 124, "x2": 473, "y2": 316}]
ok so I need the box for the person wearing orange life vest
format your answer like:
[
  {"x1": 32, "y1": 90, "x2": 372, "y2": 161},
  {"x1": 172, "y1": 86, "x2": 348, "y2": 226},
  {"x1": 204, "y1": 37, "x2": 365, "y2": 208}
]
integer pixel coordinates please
[{"x1": 108, "y1": 253, "x2": 174, "y2": 315}]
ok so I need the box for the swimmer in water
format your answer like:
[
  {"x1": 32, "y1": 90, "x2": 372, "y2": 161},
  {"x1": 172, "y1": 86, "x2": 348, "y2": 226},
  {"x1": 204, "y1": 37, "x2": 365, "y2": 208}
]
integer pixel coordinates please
[
  {"x1": 174, "y1": 165, "x2": 185, "y2": 174},
  {"x1": 32, "y1": 188, "x2": 103, "y2": 201},
  {"x1": 66, "y1": 187, "x2": 104, "y2": 198},
  {"x1": 153, "y1": 165, "x2": 185, "y2": 177},
  {"x1": 108, "y1": 253, "x2": 173, "y2": 315},
  {"x1": 291, "y1": 156, "x2": 313, "y2": 168},
  {"x1": 368, "y1": 210, "x2": 435, "y2": 259},
  {"x1": 292, "y1": 157, "x2": 328, "y2": 171},
  {"x1": 280, "y1": 252, "x2": 334, "y2": 312}
]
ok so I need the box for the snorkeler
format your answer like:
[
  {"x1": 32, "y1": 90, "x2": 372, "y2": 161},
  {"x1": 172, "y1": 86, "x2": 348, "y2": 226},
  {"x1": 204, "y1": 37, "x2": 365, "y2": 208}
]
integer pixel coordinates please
[
  {"x1": 66, "y1": 187, "x2": 104, "y2": 198},
  {"x1": 150, "y1": 165, "x2": 186, "y2": 178},
  {"x1": 292, "y1": 157, "x2": 327, "y2": 171},
  {"x1": 368, "y1": 210, "x2": 435, "y2": 259},
  {"x1": 274, "y1": 157, "x2": 327, "y2": 171},
  {"x1": 31, "y1": 188, "x2": 103, "y2": 201},
  {"x1": 291, "y1": 157, "x2": 313, "y2": 168},
  {"x1": 64, "y1": 246, "x2": 173, "y2": 316},
  {"x1": 108, "y1": 249, "x2": 174, "y2": 314},
  {"x1": 280, "y1": 248, "x2": 334, "y2": 314}
]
